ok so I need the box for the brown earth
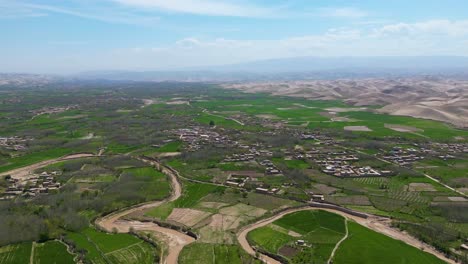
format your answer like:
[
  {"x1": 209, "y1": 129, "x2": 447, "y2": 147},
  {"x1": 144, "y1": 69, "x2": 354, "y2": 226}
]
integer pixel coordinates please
[{"x1": 223, "y1": 78, "x2": 468, "y2": 128}]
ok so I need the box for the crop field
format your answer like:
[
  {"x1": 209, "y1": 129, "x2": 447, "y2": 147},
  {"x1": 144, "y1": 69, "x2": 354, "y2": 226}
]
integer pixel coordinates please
[
  {"x1": 248, "y1": 210, "x2": 346, "y2": 262},
  {"x1": 179, "y1": 243, "x2": 260, "y2": 264},
  {"x1": 121, "y1": 167, "x2": 171, "y2": 200},
  {"x1": 33, "y1": 241, "x2": 75, "y2": 264},
  {"x1": 191, "y1": 94, "x2": 468, "y2": 141},
  {"x1": 333, "y1": 222, "x2": 446, "y2": 264},
  {"x1": 146, "y1": 181, "x2": 224, "y2": 219},
  {"x1": 414, "y1": 159, "x2": 468, "y2": 187},
  {"x1": 0, "y1": 242, "x2": 32, "y2": 264},
  {"x1": 67, "y1": 228, "x2": 155, "y2": 264}
]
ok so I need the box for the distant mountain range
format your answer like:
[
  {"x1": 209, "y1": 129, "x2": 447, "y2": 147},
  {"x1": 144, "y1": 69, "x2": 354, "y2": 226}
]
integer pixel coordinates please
[{"x1": 77, "y1": 56, "x2": 468, "y2": 81}]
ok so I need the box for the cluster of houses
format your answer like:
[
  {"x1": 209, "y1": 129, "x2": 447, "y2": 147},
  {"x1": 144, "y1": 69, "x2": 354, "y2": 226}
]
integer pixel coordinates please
[
  {"x1": 380, "y1": 147, "x2": 424, "y2": 166},
  {"x1": 225, "y1": 174, "x2": 249, "y2": 188},
  {"x1": 430, "y1": 143, "x2": 468, "y2": 155},
  {"x1": 1, "y1": 171, "x2": 61, "y2": 200},
  {"x1": 174, "y1": 127, "x2": 236, "y2": 151},
  {"x1": 260, "y1": 159, "x2": 283, "y2": 175},
  {"x1": 30, "y1": 105, "x2": 78, "y2": 116},
  {"x1": 311, "y1": 152, "x2": 392, "y2": 178},
  {"x1": 0, "y1": 136, "x2": 30, "y2": 151},
  {"x1": 223, "y1": 147, "x2": 274, "y2": 162}
]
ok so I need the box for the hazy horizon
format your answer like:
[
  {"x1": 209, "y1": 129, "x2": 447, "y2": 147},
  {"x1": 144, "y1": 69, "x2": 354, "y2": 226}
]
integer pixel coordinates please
[{"x1": 2, "y1": 0, "x2": 468, "y2": 73}]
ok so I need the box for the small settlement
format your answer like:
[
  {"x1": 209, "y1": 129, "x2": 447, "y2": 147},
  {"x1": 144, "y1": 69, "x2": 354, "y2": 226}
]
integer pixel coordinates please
[{"x1": 1, "y1": 171, "x2": 61, "y2": 200}]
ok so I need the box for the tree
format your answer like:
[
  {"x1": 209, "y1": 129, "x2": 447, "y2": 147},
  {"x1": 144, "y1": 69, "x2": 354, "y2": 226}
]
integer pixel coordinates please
[{"x1": 209, "y1": 120, "x2": 215, "y2": 126}]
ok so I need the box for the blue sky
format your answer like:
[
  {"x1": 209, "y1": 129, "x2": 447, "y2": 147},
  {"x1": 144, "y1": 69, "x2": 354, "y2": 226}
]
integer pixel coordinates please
[{"x1": 1, "y1": 0, "x2": 468, "y2": 73}]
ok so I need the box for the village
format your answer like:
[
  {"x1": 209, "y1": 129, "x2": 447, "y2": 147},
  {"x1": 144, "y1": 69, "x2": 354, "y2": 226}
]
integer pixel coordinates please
[
  {"x1": 29, "y1": 104, "x2": 78, "y2": 117},
  {"x1": 1, "y1": 170, "x2": 62, "y2": 200},
  {"x1": 0, "y1": 136, "x2": 30, "y2": 151}
]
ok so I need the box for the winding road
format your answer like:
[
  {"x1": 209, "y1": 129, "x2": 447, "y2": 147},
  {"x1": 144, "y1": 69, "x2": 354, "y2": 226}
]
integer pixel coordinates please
[
  {"x1": 0, "y1": 153, "x2": 97, "y2": 182},
  {"x1": 0, "y1": 155, "x2": 458, "y2": 264},
  {"x1": 95, "y1": 157, "x2": 195, "y2": 264}
]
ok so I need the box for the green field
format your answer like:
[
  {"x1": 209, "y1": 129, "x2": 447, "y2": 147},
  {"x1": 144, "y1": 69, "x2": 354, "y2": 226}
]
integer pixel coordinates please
[
  {"x1": 179, "y1": 243, "x2": 260, "y2": 264},
  {"x1": 145, "y1": 181, "x2": 224, "y2": 219},
  {"x1": 155, "y1": 141, "x2": 183, "y2": 153},
  {"x1": 0, "y1": 242, "x2": 32, "y2": 264},
  {"x1": 0, "y1": 241, "x2": 74, "y2": 264},
  {"x1": 33, "y1": 241, "x2": 75, "y2": 264},
  {"x1": 67, "y1": 228, "x2": 155, "y2": 264},
  {"x1": 333, "y1": 222, "x2": 446, "y2": 264},
  {"x1": 248, "y1": 210, "x2": 346, "y2": 263},
  {"x1": 122, "y1": 166, "x2": 171, "y2": 201}
]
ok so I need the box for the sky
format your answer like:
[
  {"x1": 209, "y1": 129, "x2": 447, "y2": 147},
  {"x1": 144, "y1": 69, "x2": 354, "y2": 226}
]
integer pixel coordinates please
[{"x1": 1, "y1": 0, "x2": 468, "y2": 73}]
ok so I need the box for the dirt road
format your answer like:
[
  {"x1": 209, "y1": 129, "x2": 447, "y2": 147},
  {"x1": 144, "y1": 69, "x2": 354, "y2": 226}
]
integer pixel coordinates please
[
  {"x1": 0, "y1": 153, "x2": 96, "y2": 181},
  {"x1": 95, "y1": 157, "x2": 195, "y2": 264},
  {"x1": 237, "y1": 206, "x2": 457, "y2": 264}
]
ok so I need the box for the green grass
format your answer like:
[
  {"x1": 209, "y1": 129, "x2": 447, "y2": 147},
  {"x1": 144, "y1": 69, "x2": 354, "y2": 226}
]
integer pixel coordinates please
[
  {"x1": 66, "y1": 232, "x2": 107, "y2": 264},
  {"x1": 334, "y1": 222, "x2": 446, "y2": 264},
  {"x1": 195, "y1": 113, "x2": 244, "y2": 129},
  {"x1": 122, "y1": 167, "x2": 171, "y2": 201},
  {"x1": 0, "y1": 148, "x2": 71, "y2": 174},
  {"x1": 179, "y1": 243, "x2": 260, "y2": 264},
  {"x1": 414, "y1": 159, "x2": 468, "y2": 186},
  {"x1": 0, "y1": 242, "x2": 32, "y2": 264},
  {"x1": 275, "y1": 210, "x2": 346, "y2": 235},
  {"x1": 248, "y1": 226, "x2": 294, "y2": 253},
  {"x1": 155, "y1": 141, "x2": 183, "y2": 152},
  {"x1": 174, "y1": 182, "x2": 225, "y2": 208},
  {"x1": 33, "y1": 241, "x2": 75, "y2": 264},
  {"x1": 273, "y1": 158, "x2": 310, "y2": 169}
]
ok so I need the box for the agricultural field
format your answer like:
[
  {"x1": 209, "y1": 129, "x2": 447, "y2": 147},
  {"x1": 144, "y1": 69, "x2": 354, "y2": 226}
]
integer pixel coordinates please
[
  {"x1": 0, "y1": 242, "x2": 32, "y2": 264},
  {"x1": 179, "y1": 243, "x2": 260, "y2": 264},
  {"x1": 66, "y1": 228, "x2": 155, "y2": 264},
  {"x1": 33, "y1": 241, "x2": 75, "y2": 264},
  {"x1": 333, "y1": 222, "x2": 446, "y2": 264},
  {"x1": 0, "y1": 241, "x2": 74, "y2": 264},
  {"x1": 248, "y1": 210, "x2": 346, "y2": 263},
  {"x1": 0, "y1": 83, "x2": 466, "y2": 264}
]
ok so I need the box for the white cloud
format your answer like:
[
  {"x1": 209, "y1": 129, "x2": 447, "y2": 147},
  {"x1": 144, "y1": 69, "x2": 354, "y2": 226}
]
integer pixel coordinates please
[
  {"x1": 319, "y1": 7, "x2": 367, "y2": 18},
  {"x1": 0, "y1": 1, "x2": 160, "y2": 25},
  {"x1": 374, "y1": 20, "x2": 468, "y2": 37},
  {"x1": 112, "y1": 0, "x2": 276, "y2": 17}
]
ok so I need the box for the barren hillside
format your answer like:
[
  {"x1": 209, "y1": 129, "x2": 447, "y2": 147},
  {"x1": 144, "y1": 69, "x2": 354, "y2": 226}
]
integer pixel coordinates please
[{"x1": 223, "y1": 78, "x2": 468, "y2": 128}]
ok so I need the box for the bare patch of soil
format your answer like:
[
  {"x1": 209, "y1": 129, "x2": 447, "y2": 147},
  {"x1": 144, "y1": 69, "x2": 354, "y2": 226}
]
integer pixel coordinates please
[
  {"x1": 385, "y1": 124, "x2": 423, "y2": 133},
  {"x1": 344, "y1": 126, "x2": 372, "y2": 132},
  {"x1": 408, "y1": 183, "x2": 436, "y2": 192},
  {"x1": 278, "y1": 245, "x2": 300, "y2": 258},
  {"x1": 167, "y1": 208, "x2": 211, "y2": 227}
]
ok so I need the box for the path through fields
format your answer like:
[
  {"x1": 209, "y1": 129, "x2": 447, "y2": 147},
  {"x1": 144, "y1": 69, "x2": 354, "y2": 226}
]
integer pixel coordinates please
[{"x1": 327, "y1": 219, "x2": 348, "y2": 264}]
